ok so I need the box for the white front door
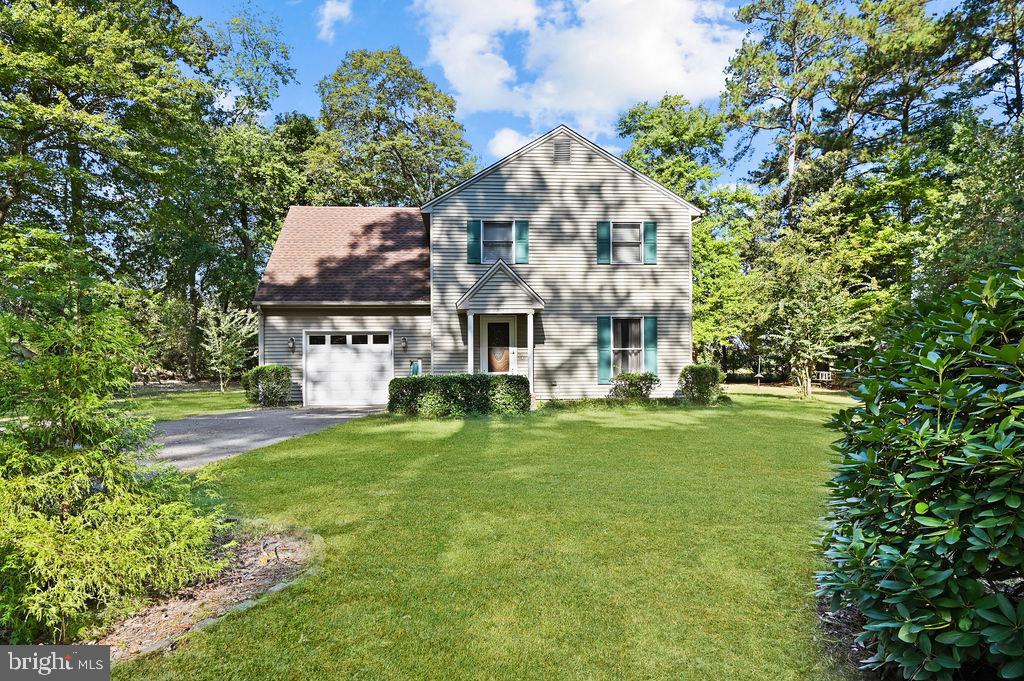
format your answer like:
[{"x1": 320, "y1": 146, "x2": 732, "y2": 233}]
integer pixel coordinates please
[
  {"x1": 480, "y1": 317, "x2": 517, "y2": 374},
  {"x1": 304, "y1": 331, "x2": 393, "y2": 406}
]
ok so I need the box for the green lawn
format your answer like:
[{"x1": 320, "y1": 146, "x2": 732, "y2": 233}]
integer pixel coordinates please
[
  {"x1": 120, "y1": 389, "x2": 249, "y2": 421},
  {"x1": 116, "y1": 394, "x2": 849, "y2": 680}
]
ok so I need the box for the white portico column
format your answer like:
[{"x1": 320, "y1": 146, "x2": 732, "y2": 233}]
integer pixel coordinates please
[
  {"x1": 527, "y1": 312, "x2": 534, "y2": 390},
  {"x1": 467, "y1": 311, "x2": 475, "y2": 374}
]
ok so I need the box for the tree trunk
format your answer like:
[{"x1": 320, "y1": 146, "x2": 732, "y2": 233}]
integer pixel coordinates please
[
  {"x1": 787, "y1": 96, "x2": 799, "y2": 183},
  {"x1": 1010, "y1": 1, "x2": 1023, "y2": 120},
  {"x1": 67, "y1": 143, "x2": 86, "y2": 246},
  {"x1": 187, "y1": 272, "x2": 200, "y2": 380}
]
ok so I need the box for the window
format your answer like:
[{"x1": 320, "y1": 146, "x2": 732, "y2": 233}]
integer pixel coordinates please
[
  {"x1": 330, "y1": 335, "x2": 347, "y2": 345},
  {"x1": 372, "y1": 334, "x2": 389, "y2": 345},
  {"x1": 612, "y1": 222, "x2": 642, "y2": 263},
  {"x1": 612, "y1": 318, "x2": 642, "y2": 376},
  {"x1": 482, "y1": 221, "x2": 513, "y2": 263},
  {"x1": 308, "y1": 335, "x2": 326, "y2": 345},
  {"x1": 351, "y1": 334, "x2": 368, "y2": 344}
]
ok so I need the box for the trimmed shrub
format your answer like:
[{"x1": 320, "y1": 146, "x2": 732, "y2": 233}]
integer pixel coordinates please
[
  {"x1": 489, "y1": 375, "x2": 532, "y2": 414},
  {"x1": 241, "y1": 364, "x2": 292, "y2": 406},
  {"x1": 679, "y1": 364, "x2": 724, "y2": 405},
  {"x1": 608, "y1": 371, "x2": 660, "y2": 400},
  {"x1": 818, "y1": 264, "x2": 1024, "y2": 681},
  {"x1": 388, "y1": 373, "x2": 530, "y2": 417}
]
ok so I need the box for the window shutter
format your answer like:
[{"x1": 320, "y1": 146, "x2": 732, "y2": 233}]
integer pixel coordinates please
[
  {"x1": 644, "y1": 316, "x2": 658, "y2": 374},
  {"x1": 467, "y1": 219, "x2": 481, "y2": 264},
  {"x1": 597, "y1": 221, "x2": 611, "y2": 264},
  {"x1": 643, "y1": 221, "x2": 657, "y2": 264},
  {"x1": 514, "y1": 220, "x2": 529, "y2": 264},
  {"x1": 597, "y1": 316, "x2": 612, "y2": 385}
]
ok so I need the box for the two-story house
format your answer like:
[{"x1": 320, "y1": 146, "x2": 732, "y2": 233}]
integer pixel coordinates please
[{"x1": 254, "y1": 125, "x2": 699, "y2": 406}]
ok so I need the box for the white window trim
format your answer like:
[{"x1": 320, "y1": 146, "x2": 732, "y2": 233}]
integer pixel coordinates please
[
  {"x1": 610, "y1": 221, "x2": 644, "y2": 265},
  {"x1": 477, "y1": 218, "x2": 523, "y2": 265},
  {"x1": 611, "y1": 316, "x2": 644, "y2": 377},
  {"x1": 479, "y1": 315, "x2": 518, "y2": 374}
]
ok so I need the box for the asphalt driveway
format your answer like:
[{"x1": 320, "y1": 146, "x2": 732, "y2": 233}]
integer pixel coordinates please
[{"x1": 151, "y1": 407, "x2": 379, "y2": 470}]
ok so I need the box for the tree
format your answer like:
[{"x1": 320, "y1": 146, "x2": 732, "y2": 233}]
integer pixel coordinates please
[
  {"x1": 208, "y1": 1, "x2": 296, "y2": 124},
  {"x1": 617, "y1": 95, "x2": 725, "y2": 198},
  {"x1": 0, "y1": 0, "x2": 210, "y2": 240},
  {"x1": 200, "y1": 304, "x2": 257, "y2": 391},
  {"x1": 691, "y1": 188, "x2": 760, "y2": 362},
  {"x1": 757, "y1": 230, "x2": 866, "y2": 397},
  {"x1": 960, "y1": 0, "x2": 1024, "y2": 123},
  {"x1": 0, "y1": 230, "x2": 223, "y2": 643},
  {"x1": 723, "y1": 0, "x2": 846, "y2": 184},
  {"x1": 916, "y1": 116, "x2": 1024, "y2": 293},
  {"x1": 826, "y1": 0, "x2": 966, "y2": 154},
  {"x1": 316, "y1": 47, "x2": 475, "y2": 205}
]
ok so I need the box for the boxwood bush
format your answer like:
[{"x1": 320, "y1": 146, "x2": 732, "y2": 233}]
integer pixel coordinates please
[
  {"x1": 679, "y1": 364, "x2": 724, "y2": 405},
  {"x1": 818, "y1": 264, "x2": 1024, "y2": 680},
  {"x1": 241, "y1": 364, "x2": 291, "y2": 406},
  {"x1": 608, "y1": 371, "x2": 660, "y2": 400},
  {"x1": 388, "y1": 373, "x2": 530, "y2": 417}
]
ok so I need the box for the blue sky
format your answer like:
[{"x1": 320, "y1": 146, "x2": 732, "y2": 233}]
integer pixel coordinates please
[{"x1": 178, "y1": 0, "x2": 750, "y2": 177}]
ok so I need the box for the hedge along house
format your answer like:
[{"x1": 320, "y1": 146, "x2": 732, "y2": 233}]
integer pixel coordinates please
[{"x1": 254, "y1": 125, "x2": 699, "y2": 406}]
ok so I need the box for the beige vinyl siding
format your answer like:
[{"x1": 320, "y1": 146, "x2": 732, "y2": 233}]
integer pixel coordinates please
[
  {"x1": 428, "y1": 132, "x2": 693, "y2": 399},
  {"x1": 261, "y1": 306, "x2": 431, "y2": 401},
  {"x1": 461, "y1": 267, "x2": 540, "y2": 311}
]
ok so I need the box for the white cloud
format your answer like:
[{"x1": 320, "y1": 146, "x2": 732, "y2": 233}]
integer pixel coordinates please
[
  {"x1": 414, "y1": 0, "x2": 743, "y2": 139},
  {"x1": 317, "y1": 0, "x2": 352, "y2": 42},
  {"x1": 487, "y1": 127, "x2": 535, "y2": 158}
]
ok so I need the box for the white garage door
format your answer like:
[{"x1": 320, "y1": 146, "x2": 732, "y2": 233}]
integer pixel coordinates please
[{"x1": 304, "y1": 332, "x2": 393, "y2": 406}]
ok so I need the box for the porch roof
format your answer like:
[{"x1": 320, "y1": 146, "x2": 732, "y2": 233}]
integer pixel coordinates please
[{"x1": 455, "y1": 260, "x2": 546, "y2": 312}]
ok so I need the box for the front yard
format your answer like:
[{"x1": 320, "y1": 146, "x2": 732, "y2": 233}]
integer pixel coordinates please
[
  {"x1": 119, "y1": 388, "x2": 249, "y2": 421},
  {"x1": 116, "y1": 394, "x2": 848, "y2": 680}
]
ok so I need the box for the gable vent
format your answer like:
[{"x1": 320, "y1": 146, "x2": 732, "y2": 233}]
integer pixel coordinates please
[{"x1": 552, "y1": 138, "x2": 572, "y2": 164}]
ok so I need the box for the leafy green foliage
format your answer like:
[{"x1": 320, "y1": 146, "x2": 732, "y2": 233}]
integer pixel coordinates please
[
  {"x1": 388, "y1": 374, "x2": 530, "y2": 418},
  {"x1": 608, "y1": 372, "x2": 661, "y2": 400},
  {"x1": 618, "y1": 95, "x2": 725, "y2": 197},
  {"x1": 0, "y1": 234, "x2": 224, "y2": 643},
  {"x1": 818, "y1": 263, "x2": 1024, "y2": 680},
  {"x1": 679, "y1": 364, "x2": 725, "y2": 405},
  {"x1": 200, "y1": 305, "x2": 258, "y2": 392},
  {"x1": 756, "y1": 227, "x2": 866, "y2": 397},
  {"x1": 315, "y1": 47, "x2": 475, "y2": 205},
  {"x1": 241, "y1": 365, "x2": 292, "y2": 407}
]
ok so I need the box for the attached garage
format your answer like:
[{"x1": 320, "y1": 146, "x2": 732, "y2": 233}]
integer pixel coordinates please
[{"x1": 304, "y1": 331, "x2": 394, "y2": 407}]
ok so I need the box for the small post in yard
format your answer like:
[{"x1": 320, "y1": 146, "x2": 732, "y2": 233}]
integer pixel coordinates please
[{"x1": 755, "y1": 356, "x2": 763, "y2": 387}]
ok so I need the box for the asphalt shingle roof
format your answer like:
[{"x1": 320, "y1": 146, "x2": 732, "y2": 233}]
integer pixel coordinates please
[{"x1": 254, "y1": 206, "x2": 429, "y2": 305}]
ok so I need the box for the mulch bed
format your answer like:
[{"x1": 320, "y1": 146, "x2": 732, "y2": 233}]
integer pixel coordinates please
[
  {"x1": 97, "y1": 533, "x2": 314, "y2": 662},
  {"x1": 817, "y1": 597, "x2": 881, "y2": 679}
]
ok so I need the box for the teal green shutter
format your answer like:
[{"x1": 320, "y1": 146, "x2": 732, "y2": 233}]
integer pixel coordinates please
[
  {"x1": 467, "y1": 220, "x2": 481, "y2": 264},
  {"x1": 597, "y1": 222, "x2": 611, "y2": 264},
  {"x1": 514, "y1": 220, "x2": 529, "y2": 264},
  {"x1": 644, "y1": 316, "x2": 658, "y2": 374},
  {"x1": 643, "y1": 221, "x2": 657, "y2": 264},
  {"x1": 597, "y1": 316, "x2": 612, "y2": 385}
]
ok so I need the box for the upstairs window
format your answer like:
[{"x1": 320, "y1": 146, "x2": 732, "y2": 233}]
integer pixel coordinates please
[
  {"x1": 612, "y1": 222, "x2": 642, "y2": 264},
  {"x1": 482, "y1": 221, "x2": 514, "y2": 263}
]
